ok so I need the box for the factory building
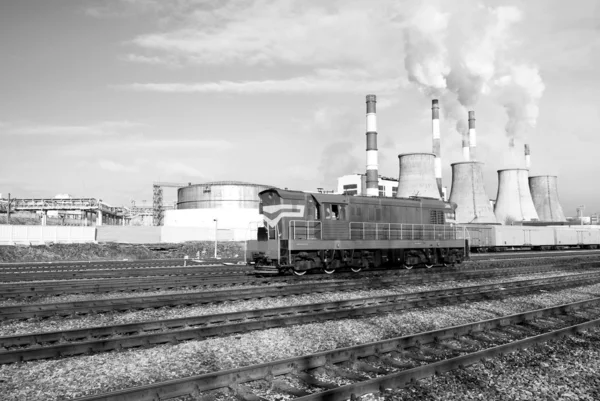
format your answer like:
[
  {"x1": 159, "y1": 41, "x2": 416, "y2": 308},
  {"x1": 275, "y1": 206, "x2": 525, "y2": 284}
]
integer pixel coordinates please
[
  {"x1": 337, "y1": 174, "x2": 398, "y2": 197},
  {"x1": 163, "y1": 181, "x2": 271, "y2": 241}
]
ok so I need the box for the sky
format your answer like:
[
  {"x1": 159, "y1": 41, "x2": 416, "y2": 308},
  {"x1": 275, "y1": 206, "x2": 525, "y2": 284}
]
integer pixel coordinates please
[{"x1": 0, "y1": 0, "x2": 599, "y2": 216}]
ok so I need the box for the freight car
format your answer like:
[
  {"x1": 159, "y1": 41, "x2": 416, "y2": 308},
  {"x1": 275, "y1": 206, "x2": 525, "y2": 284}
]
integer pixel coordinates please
[
  {"x1": 464, "y1": 224, "x2": 600, "y2": 252},
  {"x1": 247, "y1": 188, "x2": 469, "y2": 275}
]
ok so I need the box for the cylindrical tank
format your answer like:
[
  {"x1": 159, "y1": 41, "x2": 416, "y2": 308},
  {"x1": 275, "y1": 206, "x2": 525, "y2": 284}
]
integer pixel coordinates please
[
  {"x1": 177, "y1": 181, "x2": 272, "y2": 209},
  {"x1": 494, "y1": 169, "x2": 539, "y2": 224},
  {"x1": 396, "y1": 153, "x2": 441, "y2": 199},
  {"x1": 448, "y1": 162, "x2": 497, "y2": 224},
  {"x1": 528, "y1": 176, "x2": 566, "y2": 222}
]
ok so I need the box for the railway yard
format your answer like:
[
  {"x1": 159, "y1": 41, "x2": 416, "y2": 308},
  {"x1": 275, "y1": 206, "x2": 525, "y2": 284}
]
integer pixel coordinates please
[{"x1": 0, "y1": 251, "x2": 598, "y2": 400}]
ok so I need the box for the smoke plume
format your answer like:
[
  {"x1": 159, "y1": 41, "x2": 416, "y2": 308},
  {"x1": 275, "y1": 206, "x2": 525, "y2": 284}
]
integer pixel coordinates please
[{"x1": 402, "y1": 1, "x2": 543, "y2": 143}]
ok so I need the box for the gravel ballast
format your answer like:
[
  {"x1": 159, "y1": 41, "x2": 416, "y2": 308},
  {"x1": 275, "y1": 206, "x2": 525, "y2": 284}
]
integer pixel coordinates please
[{"x1": 2, "y1": 283, "x2": 600, "y2": 400}]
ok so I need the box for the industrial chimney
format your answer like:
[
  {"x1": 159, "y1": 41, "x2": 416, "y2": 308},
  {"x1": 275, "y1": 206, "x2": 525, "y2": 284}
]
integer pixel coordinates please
[
  {"x1": 494, "y1": 169, "x2": 539, "y2": 224},
  {"x1": 365, "y1": 94, "x2": 378, "y2": 196},
  {"x1": 529, "y1": 176, "x2": 566, "y2": 222},
  {"x1": 431, "y1": 99, "x2": 442, "y2": 197},
  {"x1": 524, "y1": 144, "x2": 531, "y2": 169},
  {"x1": 396, "y1": 153, "x2": 441, "y2": 199},
  {"x1": 448, "y1": 162, "x2": 497, "y2": 224},
  {"x1": 462, "y1": 135, "x2": 470, "y2": 161},
  {"x1": 468, "y1": 111, "x2": 477, "y2": 161}
]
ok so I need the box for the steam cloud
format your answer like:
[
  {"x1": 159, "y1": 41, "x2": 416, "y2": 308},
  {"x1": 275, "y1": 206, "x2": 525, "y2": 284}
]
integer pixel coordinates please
[{"x1": 402, "y1": 1, "x2": 545, "y2": 144}]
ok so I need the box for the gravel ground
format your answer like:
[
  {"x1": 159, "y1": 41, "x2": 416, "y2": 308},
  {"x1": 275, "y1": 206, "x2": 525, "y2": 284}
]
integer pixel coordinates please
[
  {"x1": 0, "y1": 270, "x2": 594, "y2": 337},
  {"x1": 1, "y1": 283, "x2": 600, "y2": 400},
  {"x1": 380, "y1": 328, "x2": 600, "y2": 400}
]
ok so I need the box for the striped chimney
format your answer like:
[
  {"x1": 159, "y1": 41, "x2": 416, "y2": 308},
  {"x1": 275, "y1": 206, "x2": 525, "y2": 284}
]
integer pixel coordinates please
[
  {"x1": 524, "y1": 144, "x2": 531, "y2": 169},
  {"x1": 468, "y1": 111, "x2": 477, "y2": 161},
  {"x1": 365, "y1": 94, "x2": 379, "y2": 196},
  {"x1": 462, "y1": 134, "x2": 470, "y2": 161},
  {"x1": 432, "y1": 99, "x2": 442, "y2": 197}
]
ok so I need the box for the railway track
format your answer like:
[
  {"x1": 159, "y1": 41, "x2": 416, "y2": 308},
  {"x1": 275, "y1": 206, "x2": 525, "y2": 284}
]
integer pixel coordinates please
[
  {"x1": 0, "y1": 265, "x2": 252, "y2": 282},
  {"x1": 69, "y1": 295, "x2": 600, "y2": 400},
  {"x1": 2, "y1": 263, "x2": 594, "y2": 319},
  {"x1": 3, "y1": 254, "x2": 600, "y2": 299},
  {"x1": 1, "y1": 271, "x2": 599, "y2": 364}
]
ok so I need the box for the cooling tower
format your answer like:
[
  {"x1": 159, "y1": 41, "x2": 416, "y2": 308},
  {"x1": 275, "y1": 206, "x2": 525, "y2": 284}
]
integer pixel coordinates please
[
  {"x1": 396, "y1": 153, "x2": 441, "y2": 199},
  {"x1": 529, "y1": 176, "x2": 566, "y2": 222},
  {"x1": 494, "y1": 169, "x2": 539, "y2": 224},
  {"x1": 448, "y1": 162, "x2": 497, "y2": 224},
  {"x1": 365, "y1": 94, "x2": 379, "y2": 196}
]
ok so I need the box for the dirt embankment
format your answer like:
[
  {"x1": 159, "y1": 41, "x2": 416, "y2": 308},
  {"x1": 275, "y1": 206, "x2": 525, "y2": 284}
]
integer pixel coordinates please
[{"x1": 0, "y1": 242, "x2": 246, "y2": 263}]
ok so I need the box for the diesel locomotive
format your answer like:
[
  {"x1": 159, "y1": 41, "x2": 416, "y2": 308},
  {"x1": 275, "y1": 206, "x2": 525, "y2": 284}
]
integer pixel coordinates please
[{"x1": 247, "y1": 188, "x2": 469, "y2": 275}]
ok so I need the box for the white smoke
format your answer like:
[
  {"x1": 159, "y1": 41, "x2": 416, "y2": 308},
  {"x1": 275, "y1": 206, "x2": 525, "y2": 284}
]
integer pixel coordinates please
[
  {"x1": 402, "y1": 1, "x2": 543, "y2": 144},
  {"x1": 494, "y1": 64, "x2": 545, "y2": 143}
]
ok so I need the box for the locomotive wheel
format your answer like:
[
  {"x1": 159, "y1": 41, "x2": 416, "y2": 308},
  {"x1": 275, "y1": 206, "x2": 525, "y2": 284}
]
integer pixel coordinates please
[
  {"x1": 403, "y1": 264, "x2": 413, "y2": 270},
  {"x1": 292, "y1": 268, "x2": 307, "y2": 276},
  {"x1": 323, "y1": 267, "x2": 336, "y2": 274},
  {"x1": 350, "y1": 266, "x2": 362, "y2": 273}
]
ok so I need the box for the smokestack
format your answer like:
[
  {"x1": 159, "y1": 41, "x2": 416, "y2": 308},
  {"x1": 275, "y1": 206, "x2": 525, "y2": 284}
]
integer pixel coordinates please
[
  {"x1": 396, "y1": 153, "x2": 441, "y2": 199},
  {"x1": 365, "y1": 94, "x2": 378, "y2": 196},
  {"x1": 529, "y1": 176, "x2": 566, "y2": 222},
  {"x1": 524, "y1": 144, "x2": 531, "y2": 169},
  {"x1": 431, "y1": 99, "x2": 442, "y2": 197},
  {"x1": 462, "y1": 134, "x2": 470, "y2": 161},
  {"x1": 494, "y1": 169, "x2": 539, "y2": 224},
  {"x1": 468, "y1": 111, "x2": 476, "y2": 161},
  {"x1": 448, "y1": 162, "x2": 497, "y2": 224}
]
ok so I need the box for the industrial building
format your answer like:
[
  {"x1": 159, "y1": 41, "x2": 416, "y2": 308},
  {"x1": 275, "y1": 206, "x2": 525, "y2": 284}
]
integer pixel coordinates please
[{"x1": 163, "y1": 181, "x2": 272, "y2": 241}]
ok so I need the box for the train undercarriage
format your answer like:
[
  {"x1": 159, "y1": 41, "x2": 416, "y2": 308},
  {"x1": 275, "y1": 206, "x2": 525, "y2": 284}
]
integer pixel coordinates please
[{"x1": 253, "y1": 246, "x2": 466, "y2": 276}]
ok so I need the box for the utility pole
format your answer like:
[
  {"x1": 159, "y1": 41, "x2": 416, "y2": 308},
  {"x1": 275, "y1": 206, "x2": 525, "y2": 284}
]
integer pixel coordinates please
[
  {"x1": 577, "y1": 205, "x2": 585, "y2": 226},
  {"x1": 213, "y1": 218, "x2": 218, "y2": 258},
  {"x1": 7, "y1": 193, "x2": 10, "y2": 224}
]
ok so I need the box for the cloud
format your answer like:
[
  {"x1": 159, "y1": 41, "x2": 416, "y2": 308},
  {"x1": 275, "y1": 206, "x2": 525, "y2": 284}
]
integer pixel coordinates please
[
  {"x1": 127, "y1": 1, "x2": 405, "y2": 69},
  {"x1": 141, "y1": 139, "x2": 233, "y2": 150},
  {"x1": 157, "y1": 161, "x2": 203, "y2": 177},
  {"x1": 5, "y1": 121, "x2": 145, "y2": 136},
  {"x1": 98, "y1": 159, "x2": 140, "y2": 173},
  {"x1": 122, "y1": 70, "x2": 404, "y2": 94},
  {"x1": 121, "y1": 53, "x2": 181, "y2": 68}
]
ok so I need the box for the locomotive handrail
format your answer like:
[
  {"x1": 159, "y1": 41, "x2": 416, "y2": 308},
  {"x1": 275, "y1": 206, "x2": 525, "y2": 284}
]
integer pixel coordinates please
[
  {"x1": 289, "y1": 220, "x2": 322, "y2": 240},
  {"x1": 349, "y1": 222, "x2": 459, "y2": 241}
]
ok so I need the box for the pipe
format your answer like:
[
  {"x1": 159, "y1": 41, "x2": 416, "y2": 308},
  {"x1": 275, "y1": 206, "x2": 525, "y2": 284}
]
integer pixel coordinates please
[
  {"x1": 365, "y1": 94, "x2": 379, "y2": 196},
  {"x1": 431, "y1": 99, "x2": 442, "y2": 197}
]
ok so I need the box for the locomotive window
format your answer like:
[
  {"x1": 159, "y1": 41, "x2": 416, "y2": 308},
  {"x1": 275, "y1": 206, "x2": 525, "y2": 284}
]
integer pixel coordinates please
[
  {"x1": 325, "y1": 204, "x2": 346, "y2": 220},
  {"x1": 430, "y1": 210, "x2": 444, "y2": 224}
]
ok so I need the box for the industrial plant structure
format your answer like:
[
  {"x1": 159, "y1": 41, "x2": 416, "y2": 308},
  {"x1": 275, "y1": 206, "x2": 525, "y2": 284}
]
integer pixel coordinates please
[
  {"x1": 163, "y1": 181, "x2": 272, "y2": 241},
  {"x1": 529, "y1": 176, "x2": 567, "y2": 222},
  {"x1": 448, "y1": 162, "x2": 497, "y2": 224},
  {"x1": 396, "y1": 153, "x2": 441, "y2": 200}
]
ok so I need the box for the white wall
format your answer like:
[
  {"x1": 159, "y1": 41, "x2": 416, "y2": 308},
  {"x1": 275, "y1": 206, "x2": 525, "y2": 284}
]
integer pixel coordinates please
[{"x1": 0, "y1": 225, "x2": 96, "y2": 245}]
